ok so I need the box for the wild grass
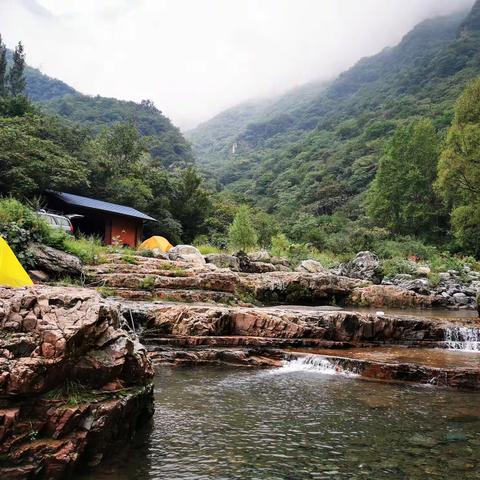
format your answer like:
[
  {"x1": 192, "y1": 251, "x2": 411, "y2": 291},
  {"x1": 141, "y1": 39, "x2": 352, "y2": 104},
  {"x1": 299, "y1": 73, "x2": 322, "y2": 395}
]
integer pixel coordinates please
[
  {"x1": 63, "y1": 235, "x2": 107, "y2": 265},
  {"x1": 43, "y1": 379, "x2": 95, "y2": 406},
  {"x1": 195, "y1": 243, "x2": 226, "y2": 255},
  {"x1": 138, "y1": 275, "x2": 156, "y2": 290}
]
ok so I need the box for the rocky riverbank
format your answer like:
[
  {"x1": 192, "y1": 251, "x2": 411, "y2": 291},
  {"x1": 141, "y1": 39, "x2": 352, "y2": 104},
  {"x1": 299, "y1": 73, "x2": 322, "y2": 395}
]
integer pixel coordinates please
[
  {"x1": 116, "y1": 298, "x2": 480, "y2": 389},
  {"x1": 3, "y1": 246, "x2": 480, "y2": 477},
  {"x1": 0, "y1": 286, "x2": 154, "y2": 480},
  {"x1": 83, "y1": 252, "x2": 455, "y2": 310}
]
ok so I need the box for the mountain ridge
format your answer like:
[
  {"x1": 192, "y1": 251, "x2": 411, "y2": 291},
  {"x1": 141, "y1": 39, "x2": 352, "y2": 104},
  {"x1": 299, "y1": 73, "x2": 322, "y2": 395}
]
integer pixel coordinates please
[
  {"x1": 188, "y1": 4, "x2": 479, "y2": 218},
  {"x1": 11, "y1": 51, "x2": 193, "y2": 167}
]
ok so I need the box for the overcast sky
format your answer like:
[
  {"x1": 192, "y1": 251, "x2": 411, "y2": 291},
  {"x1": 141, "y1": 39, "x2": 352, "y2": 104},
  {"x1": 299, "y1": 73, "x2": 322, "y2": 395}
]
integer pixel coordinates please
[{"x1": 0, "y1": 0, "x2": 475, "y2": 130}]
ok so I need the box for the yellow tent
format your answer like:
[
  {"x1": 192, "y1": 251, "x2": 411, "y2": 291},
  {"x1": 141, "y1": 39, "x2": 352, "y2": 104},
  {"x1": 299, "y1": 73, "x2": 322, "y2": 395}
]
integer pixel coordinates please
[
  {"x1": 138, "y1": 236, "x2": 173, "y2": 253},
  {"x1": 0, "y1": 237, "x2": 33, "y2": 287}
]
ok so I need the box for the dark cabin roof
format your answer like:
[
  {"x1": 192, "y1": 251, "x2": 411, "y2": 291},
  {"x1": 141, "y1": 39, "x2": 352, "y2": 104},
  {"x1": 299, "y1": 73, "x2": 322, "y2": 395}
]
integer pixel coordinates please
[{"x1": 48, "y1": 191, "x2": 157, "y2": 222}]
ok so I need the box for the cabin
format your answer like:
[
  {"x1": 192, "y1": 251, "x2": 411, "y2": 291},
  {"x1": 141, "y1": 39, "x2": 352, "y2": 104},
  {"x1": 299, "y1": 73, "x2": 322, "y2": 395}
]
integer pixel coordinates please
[{"x1": 45, "y1": 191, "x2": 157, "y2": 248}]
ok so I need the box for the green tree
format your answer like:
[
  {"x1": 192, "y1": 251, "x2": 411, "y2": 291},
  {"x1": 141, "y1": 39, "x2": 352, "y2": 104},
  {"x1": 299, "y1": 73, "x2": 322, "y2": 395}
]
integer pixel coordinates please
[
  {"x1": 252, "y1": 210, "x2": 280, "y2": 248},
  {"x1": 8, "y1": 42, "x2": 26, "y2": 96},
  {"x1": 170, "y1": 167, "x2": 212, "y2": 243},
  {"x1": 437, "y1": 78, "x2": 480, "y2": 256},
  {"x1": 0, "y1": 34, "x2": 6, "y2": 97},
  {"x1": 0, "y1": 115, "x2": 89, "y2": 198},
  {"x1": 228, "y1": 205, "x2": 258, "y2": 252},
  {"x1": 367, "y1": 119, "x2": 443, "y2": 238}
]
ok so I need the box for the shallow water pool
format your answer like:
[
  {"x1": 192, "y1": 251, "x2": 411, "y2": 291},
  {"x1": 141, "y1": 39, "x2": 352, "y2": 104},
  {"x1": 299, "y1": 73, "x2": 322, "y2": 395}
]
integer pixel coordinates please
[{"x1": 75, "y1": 366, "x2": 480, "y2": 479}]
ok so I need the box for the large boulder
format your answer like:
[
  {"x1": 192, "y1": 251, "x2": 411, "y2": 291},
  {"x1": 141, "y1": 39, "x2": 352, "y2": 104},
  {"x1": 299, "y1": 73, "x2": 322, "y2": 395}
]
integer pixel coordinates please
[
  {"x1": 296, "y1": 260, "x2": 329, "y2": 274},
  {"x1": 248, "y1": 250, "x2": 292, "y2": 268},
  {"x1": 205, "y1": 253, "x2": 240, "y2": 271},
  {"x1": 348, "y1": 284, "x2": 445, "y2": 309},
  {"x1": 234, "y1": 251, "x2": 276, "y2": 273},
  {"x1": 0, "y1": 286, "x2": 154, "y2": 479},
  {"x1": 168, "y1": 245, "x2": 206, "y2": 265},
  {"x1": 142, "y1": 302, "x2": 447, "y2": 344},
  {"x1": 30, "y1": 244, "x2": 83, "y2": 278},
  {"x1": 339, "y1": 251, "x2": 383, "y2": 284}
]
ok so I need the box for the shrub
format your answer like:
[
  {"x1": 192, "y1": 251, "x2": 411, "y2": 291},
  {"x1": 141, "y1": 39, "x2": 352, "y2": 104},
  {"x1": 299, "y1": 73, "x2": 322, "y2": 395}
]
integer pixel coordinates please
[
  {"x1": 63, "y1": 235, "x2": 106, "y2": 265},
  {"x1": 195, "y1": 243, "x2": 225, "y2": 255},
  {"x1": 138, "y1": 275, "x2": 156, "y2": 290},
  {"x1": 380, "y1": 258, "x2": 418, "y2": 278},
  {"x1": 0, "y1": 197, "x2": 65, "y2": 267},
  {"x1": 228, "y1": 205, "x2": 258, "y2": 252},
  {"x1": 139, "y1": 249, "x2": 155, "y2": 258}
]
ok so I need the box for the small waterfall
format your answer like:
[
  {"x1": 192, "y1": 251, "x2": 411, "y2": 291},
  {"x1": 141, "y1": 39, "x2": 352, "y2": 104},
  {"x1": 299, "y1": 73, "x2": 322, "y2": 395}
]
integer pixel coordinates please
[
  {"x1": 274, "y1": 355, "x2": 358, "y2": 377},
  {"x1": 444, "y1": 326, "x2": 480, "y2": 352}
]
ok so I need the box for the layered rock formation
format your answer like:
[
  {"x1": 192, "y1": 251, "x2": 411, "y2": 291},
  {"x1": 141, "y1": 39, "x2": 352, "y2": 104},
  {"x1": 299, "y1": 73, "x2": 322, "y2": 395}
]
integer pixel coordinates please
[
  {"x1": 0, "y1": 286, "x2": 154, "y2": 479},
  {"x1": 85, "y1": 253, "x2": 447, "y2": 309},
  {"x1": 116, "y1": 300, "x2": 471, "y2": 370}
]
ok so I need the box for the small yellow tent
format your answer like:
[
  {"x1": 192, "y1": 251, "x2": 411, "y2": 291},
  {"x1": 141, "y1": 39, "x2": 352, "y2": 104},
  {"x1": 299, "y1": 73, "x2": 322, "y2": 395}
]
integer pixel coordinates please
[
  {"x1": 138, "y1": 236, "x2": 173, "y2": 253},
  {"x1": 0, "y1": 237, "x2": 33, "y2": 287}
]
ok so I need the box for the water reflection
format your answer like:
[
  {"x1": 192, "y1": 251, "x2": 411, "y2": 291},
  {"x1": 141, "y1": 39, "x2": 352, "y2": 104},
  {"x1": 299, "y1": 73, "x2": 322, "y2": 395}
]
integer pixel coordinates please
[{"x1": 74, "y1": 366, "x2": 480, "y2": 479}]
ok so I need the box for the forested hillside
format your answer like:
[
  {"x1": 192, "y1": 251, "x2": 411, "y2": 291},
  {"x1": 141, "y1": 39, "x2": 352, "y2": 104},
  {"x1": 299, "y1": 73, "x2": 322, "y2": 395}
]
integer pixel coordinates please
[
  {"x1": 189, "y1": 6, "x2": 477, "y2": 217},
  {"x1": 187, "y1": 79, "x2": 327, "y2": 173},
  {"x1": 15, "y1": 52, "x2": 193, "y2": 168},
  {"x1": 0, "y1": 39, "x2": 209, "y2": 244}
]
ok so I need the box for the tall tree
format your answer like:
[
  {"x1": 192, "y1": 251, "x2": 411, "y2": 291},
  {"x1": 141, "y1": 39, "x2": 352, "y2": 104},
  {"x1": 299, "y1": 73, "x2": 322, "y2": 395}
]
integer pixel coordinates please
[
  {"x1": 0, "y1": 34, "x2": 6, "y2": 97},
  {"x1": 170, "y1": 167, "x2": 212, "y2": 243},
  {"x1": 437, "y1": 78, "x2": 480, "y2": 256},
  {"x1": 8, "y1": 42, "x2": 26, "y2": 96},
  {"x1": 228, "y1": 205, "x2": 258, "y2": 252},
  {"x1": 367, "y1": 119, "x2": 443, "y2": 238}
]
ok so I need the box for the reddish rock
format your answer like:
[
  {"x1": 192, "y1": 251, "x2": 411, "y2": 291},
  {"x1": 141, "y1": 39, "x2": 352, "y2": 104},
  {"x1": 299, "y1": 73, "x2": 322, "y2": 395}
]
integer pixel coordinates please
[
  {"x1": 0, "y1": 285, "x2": 154, "y2": 480},
  {"x1": 85, "y1": 253, "x2": 453, "y2": 310},
  {"x1": 138, "y1": 303, "x2": 448, "y2": 344},
  {"x1": 349, "y1": 285, "x2": 445, "y2": 309}
]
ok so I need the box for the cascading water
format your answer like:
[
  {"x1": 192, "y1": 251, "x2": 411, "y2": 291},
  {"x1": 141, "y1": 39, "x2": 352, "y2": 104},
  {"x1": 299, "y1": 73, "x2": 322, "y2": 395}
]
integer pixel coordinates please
[
  {"x1": 444, "y1": 326, "x2": 480, "y2": 352},
  {"x1": 274, "y1": 355, "x2": 358, "y2": 376}
]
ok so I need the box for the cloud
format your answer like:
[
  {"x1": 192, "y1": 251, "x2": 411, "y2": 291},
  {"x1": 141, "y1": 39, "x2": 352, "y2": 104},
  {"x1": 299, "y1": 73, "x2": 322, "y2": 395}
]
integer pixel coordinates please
[{"x1": 0, "y1": 0, "x2": 475, "y2": 129}]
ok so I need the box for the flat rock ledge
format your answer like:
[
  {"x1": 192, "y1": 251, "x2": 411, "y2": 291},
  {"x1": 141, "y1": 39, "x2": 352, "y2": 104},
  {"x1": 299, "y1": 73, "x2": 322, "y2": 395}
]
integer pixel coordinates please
[
  {"x1": 0, "y1": 286, "x2": 154, "y2": 480},
  {"x1": 118, "y1": 300, "x2": 480, "y2": 389},
  {"x1": 85, "y1": 254, "x2": 449, "y2": 309}
]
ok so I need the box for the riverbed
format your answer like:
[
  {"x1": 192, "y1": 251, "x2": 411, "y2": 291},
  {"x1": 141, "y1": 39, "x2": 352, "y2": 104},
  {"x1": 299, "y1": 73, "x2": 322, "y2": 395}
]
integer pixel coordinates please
[{"x1": 74, "y1": 365, "x2": 480, "y2": 480}]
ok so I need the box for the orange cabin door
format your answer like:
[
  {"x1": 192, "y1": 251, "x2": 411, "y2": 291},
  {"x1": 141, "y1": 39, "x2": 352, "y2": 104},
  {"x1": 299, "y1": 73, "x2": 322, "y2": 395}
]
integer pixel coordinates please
[{"x1": 110, "y1": 217, "x2": 138, "y2": 247}]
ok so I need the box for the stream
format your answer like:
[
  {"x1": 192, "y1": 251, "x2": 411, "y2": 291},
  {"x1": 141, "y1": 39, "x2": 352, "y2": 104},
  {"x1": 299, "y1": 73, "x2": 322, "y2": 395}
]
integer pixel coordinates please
[{"x1": 74, "y1": 365, "x2": 480, "y2": 480}]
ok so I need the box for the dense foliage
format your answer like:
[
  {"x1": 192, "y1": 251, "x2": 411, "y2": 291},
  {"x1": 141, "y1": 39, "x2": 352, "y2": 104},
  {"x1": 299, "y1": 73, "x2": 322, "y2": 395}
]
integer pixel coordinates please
[
  {"x1": 0, "y1": 40, "x2": 210, "y2": 244},
  {"x1": 6, "y1": 47, "x2": 193, "y2": 167},
  {"x1": 437, "y1": 78, "x2": 480, "y2": 256},
  {"x1": 40, "y1": 95, "x2": 194, "y2": 168},
  {"x1": 367, "y1": 119, "x2": 445, "y2": 239},
  {"x1": 0, "y1": 198, "x2": 65, "y2": 267},
  {"x1": 189, "y1": 2, "x2": 480, "y2": 259}
]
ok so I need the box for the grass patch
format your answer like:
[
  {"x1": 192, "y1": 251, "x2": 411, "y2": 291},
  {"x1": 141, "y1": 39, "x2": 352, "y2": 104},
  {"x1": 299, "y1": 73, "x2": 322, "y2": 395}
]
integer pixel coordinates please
[
  {"x1": 172, "y1": 268, "x2": 188, "y2": 277},
  {"x1": 97, "y1": 286, "x2": 116, "y2": 298},
  {"x1": 139, "y1": 249, "x2": 155, "y2": 258},
  {"x1": 43, "y1": 380, "x2": 96, "y2": 406},
  {"x1": 195, "y1": 243, "x2": 226, "y2": 255},
  {"x1": 53, "y1": 276, "x2": 83, "y2": 287},
  {"x1": 121, "y1": 252, "x2": 138, "y2": 265},
  {"x1": 63, "y1": 235, "x2": 107, "y2": 265},
  {"x1": 138, "y1": 275, "x2": 156, "y2": 291}
]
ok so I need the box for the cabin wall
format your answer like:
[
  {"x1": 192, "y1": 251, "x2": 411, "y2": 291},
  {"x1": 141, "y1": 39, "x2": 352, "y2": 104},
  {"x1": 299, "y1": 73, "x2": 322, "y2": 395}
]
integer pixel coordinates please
[{"x1": 109, "y1": 215, "x2": 142, "y2": 248}]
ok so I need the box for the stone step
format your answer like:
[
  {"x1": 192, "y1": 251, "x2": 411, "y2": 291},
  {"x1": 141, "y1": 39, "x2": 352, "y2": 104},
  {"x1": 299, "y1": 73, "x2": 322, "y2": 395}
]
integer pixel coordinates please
[
  {"x1": 87, "y1": 270, "x2": 238, "y2": 293},
  {"x1": 112, "y1": 287, "x2": 235, "y2": 304},
  {"x1": 141, "y1": 335, "x2": 354, "y2": 349}
]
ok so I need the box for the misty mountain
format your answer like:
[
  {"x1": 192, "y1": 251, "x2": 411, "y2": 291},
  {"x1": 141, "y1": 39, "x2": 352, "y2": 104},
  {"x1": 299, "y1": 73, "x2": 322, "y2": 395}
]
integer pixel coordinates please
[
  {"x1": 188, "y1": 3, "x2": 479, "y2": 217},
  {"x1": 17, "y1": 53, "x2": 193, "y2": 167}
]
